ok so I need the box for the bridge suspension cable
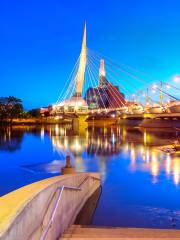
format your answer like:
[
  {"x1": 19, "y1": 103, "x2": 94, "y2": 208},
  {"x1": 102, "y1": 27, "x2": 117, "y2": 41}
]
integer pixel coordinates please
[
  {"x1": 56, "y1": 55, "x2": 80, "y2": 104},
  {"x1": 87, "y1": 49, "x2": 134, "y2": 96},
  {"x1": 87, "y1": 52, "x2": 127, "y2": 108},
  {"x1": 54, "y1": 42, "x2": 180, "y2": 112},
  {"x1": 87, "y1": 48, "x2": 180, "y2": 106}
]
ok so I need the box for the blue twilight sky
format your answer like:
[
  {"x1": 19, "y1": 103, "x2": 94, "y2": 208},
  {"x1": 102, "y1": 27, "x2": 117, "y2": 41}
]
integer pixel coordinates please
[{"x1": 0, "y1": 0, "x2": 180, "y2": 109}]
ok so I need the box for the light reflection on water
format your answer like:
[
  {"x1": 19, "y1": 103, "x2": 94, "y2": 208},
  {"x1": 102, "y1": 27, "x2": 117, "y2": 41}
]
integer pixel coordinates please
[
  {"x1": 0, "y1": 124, "x2": 180, "y2": 228},
  {"x1": 50, "y1": 124, "x2": 180, "y2": 186}
]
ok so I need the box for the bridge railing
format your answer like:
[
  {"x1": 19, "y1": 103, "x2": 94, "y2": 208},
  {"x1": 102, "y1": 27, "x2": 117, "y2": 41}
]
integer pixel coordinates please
[
  {"x1": 0, "y1": 173, "x2": 101, "y2": 240},
  {"x1": 40, "y1": 175, "x2": 100, "y2": 240}
]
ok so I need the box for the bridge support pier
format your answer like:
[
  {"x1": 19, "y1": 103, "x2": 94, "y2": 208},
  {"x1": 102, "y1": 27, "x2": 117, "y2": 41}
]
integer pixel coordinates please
[{"x1": 72, "y1": 115, "x2": 88, "y2": 135}]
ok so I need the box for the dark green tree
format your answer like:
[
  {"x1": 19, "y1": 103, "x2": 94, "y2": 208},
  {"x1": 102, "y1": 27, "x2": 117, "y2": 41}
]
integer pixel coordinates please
[
  {"x1": 28, "y1": 109, "x2": 41, "y2": 118},
  {"x1": 0, "y1": 104, "x2": 8, "y2": 121},
  {"x1": 0, "y1": 96, "x2": 24, "y2": 123},
  {"x1": 7, "y1": 96, "x2": 23, "y2": 122}
]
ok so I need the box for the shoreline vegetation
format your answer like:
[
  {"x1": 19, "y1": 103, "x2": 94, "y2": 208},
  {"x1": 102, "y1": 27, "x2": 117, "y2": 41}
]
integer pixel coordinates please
[{"x1": 0, "y1": 96, "x2": 55, "y2": 125}]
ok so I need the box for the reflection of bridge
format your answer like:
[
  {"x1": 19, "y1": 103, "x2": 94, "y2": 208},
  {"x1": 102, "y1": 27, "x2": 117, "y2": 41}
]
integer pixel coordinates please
[
  {"x1": 49, "y1": 124, "x2": 180, "y2": 185},
  {"x1": 51, "y1": 23, "x2": 180, "y2": 119}
]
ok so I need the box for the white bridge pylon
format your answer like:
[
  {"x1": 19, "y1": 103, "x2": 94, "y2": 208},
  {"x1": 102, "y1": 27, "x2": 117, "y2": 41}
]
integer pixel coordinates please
[
  {"x1": 75, "y1": 23, "x2": 87, "y2": 96},
  {"x1": 53, "y1": 23, "x2": 88, "y2": 114}
]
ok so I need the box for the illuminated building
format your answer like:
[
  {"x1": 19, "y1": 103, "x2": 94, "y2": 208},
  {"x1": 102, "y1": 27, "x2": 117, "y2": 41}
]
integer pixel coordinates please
[{"x1": 85, "y1": 59, "x2": 125, "y2": 109}]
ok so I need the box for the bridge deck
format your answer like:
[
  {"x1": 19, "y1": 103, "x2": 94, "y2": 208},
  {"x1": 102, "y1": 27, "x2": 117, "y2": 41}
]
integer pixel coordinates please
[{"x1": 122, "y1": 112, "x2": 180, "y2": 119}]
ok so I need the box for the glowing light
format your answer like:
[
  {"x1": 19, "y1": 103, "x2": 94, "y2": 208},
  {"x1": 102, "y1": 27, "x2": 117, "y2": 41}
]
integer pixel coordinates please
[
  {"x1": 105, "y1": 139, "x2": 108, "y2": 148},
  {"x1": 60, "y1": 128, "x2": 65, "y2": 136},
  {"x1": 173, "y1": 158, "x2": 180, "y2": 185},
  {"x1": 86, "y1": 130, "x2": 89, "y2": 139},
  {"x1": 143, "y1": 131, "x2": 147, "y2": 145},
  {"x1": 174, "y1": 76, "x2": 180, "y2": 83},
  {"x1": 64, "y1": 138, "x2": 68, "y2": 149},
  {"x1": 166, "y1": 84, "x2": 171, "y2": 89},
  {"x1": 166, "y1": 154, "x2": 171, "y2": 176},
  {"x1": 152, "y1": 84, "x2": 158, "y2": 90},
  {"x1": 72, "y1": 139, "x2": 82, "y2": 153},
  {"x1": 40, "y1": 127, "x2": 45, "y2": 140},
  {"x1": 123, "y1": 143, "x2": 129, "y2": 153},
  {"x1": 104, "y1": 127, "x2": 107, "y2": 135},
  {"x1": 145, "y1": 148, "x2": 150, "y2": 163},
  {"x1": 151, "y1": 151, "x2": 159, "y2": 179},
  {"x1": 122, "y1": 127, "x2": 127, "y2": 141},
  {"x1": 55, "y1": 124, "x2": 59, "y2": 135},
  {"x1": 97, "y1": 138, "x2": 100, "y2": 146},
  {"x1": 111, "y1": 133, "x2": 116, "y2": 144},
  {"x1": 130, "y1": 143, "x2": 136, "y2": 170},
  {"x1": 140, "y1": 146, "x2": 144, "y2": 155}
]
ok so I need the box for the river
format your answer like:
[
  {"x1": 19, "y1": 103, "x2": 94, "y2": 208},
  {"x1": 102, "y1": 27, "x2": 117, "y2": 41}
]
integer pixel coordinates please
[{"x1": 0, "y1": 124, "x2": 180, "y2": 229}]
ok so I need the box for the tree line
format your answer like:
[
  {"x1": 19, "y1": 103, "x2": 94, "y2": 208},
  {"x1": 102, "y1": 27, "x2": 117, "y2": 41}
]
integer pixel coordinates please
[{"x1": 0, "y1": 96, "x2": 42, "y2": 123}]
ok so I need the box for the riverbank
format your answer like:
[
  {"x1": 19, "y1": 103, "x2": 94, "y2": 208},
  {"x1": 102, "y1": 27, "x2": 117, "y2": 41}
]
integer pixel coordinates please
[
  {"x1": 1, "y1": 117, "x2": 180, "y2": 130},
  {"x1": 0, "y1": 117, "x2": 72, "y2": 125}
]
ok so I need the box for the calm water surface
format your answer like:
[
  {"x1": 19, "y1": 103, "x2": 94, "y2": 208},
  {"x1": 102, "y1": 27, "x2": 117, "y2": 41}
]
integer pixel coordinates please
[{"x1": 0, "y1": 124, "x2": 180, "y2": 229}]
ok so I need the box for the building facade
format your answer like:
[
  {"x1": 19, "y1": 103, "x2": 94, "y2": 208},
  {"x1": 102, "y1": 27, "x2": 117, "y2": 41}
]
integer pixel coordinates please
[{"x1": 85, "y1": 59, "x2": 125, "y2": 109}]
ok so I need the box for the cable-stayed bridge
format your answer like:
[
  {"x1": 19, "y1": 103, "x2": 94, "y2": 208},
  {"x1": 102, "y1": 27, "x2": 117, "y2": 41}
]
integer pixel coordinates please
[{"x1": 51, "y1": 23, "x2": 180, "y2": 120}]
